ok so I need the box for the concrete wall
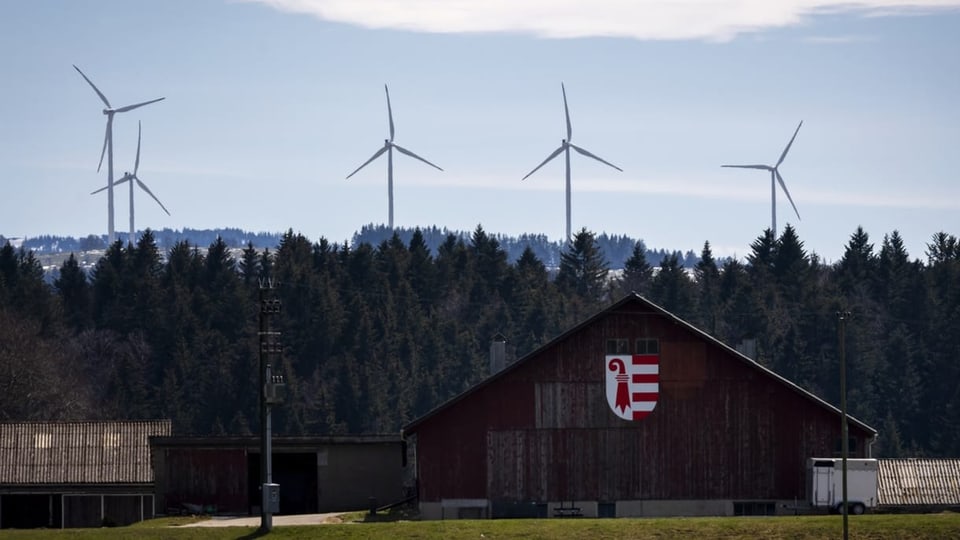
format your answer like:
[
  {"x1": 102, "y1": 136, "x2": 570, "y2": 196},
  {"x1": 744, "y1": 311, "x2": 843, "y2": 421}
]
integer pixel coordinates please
[
  {"x1": 420, "y1": 498, "x2": 805, "y2": 519},
  {"x1": 317, "y1": 443, "x2": 404, "y2": 512},
  {"x1": 616, "y1": 499, "x2": 732, "y2": 517}
]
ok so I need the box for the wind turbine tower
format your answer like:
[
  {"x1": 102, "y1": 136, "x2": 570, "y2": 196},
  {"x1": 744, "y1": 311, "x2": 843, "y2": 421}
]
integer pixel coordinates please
[
  {"x1": 74, "y1": 65, "x2": 164, "y2": 245},
  {"x1": 346, "y1": 85, "x2": 443, "y2": 229},
  {"x1": 91, "y1": 122, "x2": 170, "y2": 244},
  {"x1": 722, "y1": 121, "x2": 803, "y2": 238},
  {"x1": 522, "y1": 83, "x2": 622, "y2": 243}
]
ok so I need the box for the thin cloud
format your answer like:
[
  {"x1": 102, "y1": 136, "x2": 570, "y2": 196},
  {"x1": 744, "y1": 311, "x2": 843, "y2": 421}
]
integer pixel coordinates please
[
  {"x1": 414, "y1": 172, "x2": 960, "y2": 211},
  {"x1": 802, "y1": 34, "x2": 878, "y2": 43},
  {"x1": 240, "y1": 0, "x2": 960, "y2": 41}
]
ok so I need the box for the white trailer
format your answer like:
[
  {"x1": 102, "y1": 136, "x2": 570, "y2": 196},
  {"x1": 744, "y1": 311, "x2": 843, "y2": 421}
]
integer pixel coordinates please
[{"x1": 808, "y1": 458, "x2": 878, "y2": 514}]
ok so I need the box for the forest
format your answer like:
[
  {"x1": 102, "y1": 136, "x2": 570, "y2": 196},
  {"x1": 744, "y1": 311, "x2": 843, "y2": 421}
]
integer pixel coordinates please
[{"x1": 0, "y1": 224, "x2": 958, "y2": 458}]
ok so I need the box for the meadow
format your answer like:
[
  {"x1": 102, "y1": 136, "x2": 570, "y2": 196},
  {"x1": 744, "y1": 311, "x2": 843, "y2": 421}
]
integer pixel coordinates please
[{"x1": 0, "y1": 512, "x2": 958, "y2": 539}]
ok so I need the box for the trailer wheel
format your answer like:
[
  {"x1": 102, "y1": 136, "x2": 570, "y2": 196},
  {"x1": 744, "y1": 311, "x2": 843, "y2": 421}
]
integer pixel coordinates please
[{"x1": 850, "y1": 503, "x2": 865, "y2": 515}]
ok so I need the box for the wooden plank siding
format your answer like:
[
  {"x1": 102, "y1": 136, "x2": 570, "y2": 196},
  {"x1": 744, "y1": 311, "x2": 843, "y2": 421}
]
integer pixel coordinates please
[
  {"x1": 152, "y1": 447, "x2": 248, "y2": 513},
  {"x1": 406, "y1": 294, "x2": 876, "y2": 506}
]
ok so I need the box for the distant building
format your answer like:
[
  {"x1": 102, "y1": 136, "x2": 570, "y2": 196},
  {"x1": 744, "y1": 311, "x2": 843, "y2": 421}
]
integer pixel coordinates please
[
  {"x1": 403, "y1": 293, "x2": 877, "y2": 519},
  {"x1": 0, "y1": 420, "x2": 171, "y2": 528}
]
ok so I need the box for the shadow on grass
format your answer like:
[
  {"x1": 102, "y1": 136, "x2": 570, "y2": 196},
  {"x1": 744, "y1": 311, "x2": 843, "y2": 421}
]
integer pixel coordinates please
[
  {"x1": 359, "y1": 503, "x2": 421, "y2": 523},
  {"x1": 235, "y1": 527, "x2": 272, "y2": 539}
]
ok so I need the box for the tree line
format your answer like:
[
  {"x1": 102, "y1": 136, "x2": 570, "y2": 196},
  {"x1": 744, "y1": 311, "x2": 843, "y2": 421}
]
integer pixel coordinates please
[
  {"x1": 0, "y1": 224, "x2": 957, "y2": 458},
  {"x1": 6, "y1": 225, "x2": 700, "y2": 271}
]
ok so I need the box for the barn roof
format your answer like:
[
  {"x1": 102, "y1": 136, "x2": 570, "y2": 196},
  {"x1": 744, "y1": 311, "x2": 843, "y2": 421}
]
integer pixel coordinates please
[
  {"x1": 878, "y1": 458, "x2": 960, "y2": 506},
  {"x1": 0, "y1": 420, "x2": 171, "y2": 485},
  {"x1": 403, "y1": 293, "x2": 876, "y2": 436}
]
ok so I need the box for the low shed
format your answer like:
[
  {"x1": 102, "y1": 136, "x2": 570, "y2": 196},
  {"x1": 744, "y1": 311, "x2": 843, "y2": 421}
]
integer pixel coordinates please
[
  {"x1": 0, "y1": 420, "x2": 171, "y2": 528},
  {"x1": 151, "y1": 435, "x2": 405, "y2": 515},
  {"x1": 878, "y1": 458, "x2": 960, "y2": 508}
]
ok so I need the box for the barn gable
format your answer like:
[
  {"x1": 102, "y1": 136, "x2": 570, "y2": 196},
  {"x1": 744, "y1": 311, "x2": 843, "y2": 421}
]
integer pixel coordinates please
[{"x1": 403, "y1": 293, "x2": 876, "y2": 519}]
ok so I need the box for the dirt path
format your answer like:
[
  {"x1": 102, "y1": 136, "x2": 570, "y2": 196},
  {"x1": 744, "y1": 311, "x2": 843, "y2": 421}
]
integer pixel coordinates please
[{"x1": 180, "y1": 513, "x2": 348, "y2": 527}]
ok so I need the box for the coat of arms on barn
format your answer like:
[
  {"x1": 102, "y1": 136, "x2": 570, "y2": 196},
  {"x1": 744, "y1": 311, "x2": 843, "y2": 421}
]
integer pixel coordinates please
[{"x1": 606, "y1": 354, "x2": 659, "y2": 420}]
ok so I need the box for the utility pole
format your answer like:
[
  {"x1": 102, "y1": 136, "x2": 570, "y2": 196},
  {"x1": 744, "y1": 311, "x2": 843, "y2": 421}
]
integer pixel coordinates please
[
  {"x1": 258, "y1": 279, "x2": 285, "y2": 533},
  {"x1": 837, "y1": 310, "x2": 850, "y2": 540}
]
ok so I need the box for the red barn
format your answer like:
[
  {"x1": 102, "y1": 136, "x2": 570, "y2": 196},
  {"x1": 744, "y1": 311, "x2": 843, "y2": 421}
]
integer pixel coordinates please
[{"x1": 402, "y1": 294, "x2": 876, "y2": 519}]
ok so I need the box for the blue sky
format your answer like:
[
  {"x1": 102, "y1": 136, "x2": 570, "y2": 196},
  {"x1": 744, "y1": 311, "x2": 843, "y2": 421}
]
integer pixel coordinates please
[{"x1": 1, "y1": 0, "x2": 958, "y2": 262}]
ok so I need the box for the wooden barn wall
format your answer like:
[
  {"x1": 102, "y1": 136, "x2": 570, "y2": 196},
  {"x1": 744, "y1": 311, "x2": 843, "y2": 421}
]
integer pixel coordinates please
[
  {"x1": 153, "y1": 448, "x2": 247, "y2": 514},
  {"x1": 416, "y1": 304, "x2": 872, "y2": 503}
]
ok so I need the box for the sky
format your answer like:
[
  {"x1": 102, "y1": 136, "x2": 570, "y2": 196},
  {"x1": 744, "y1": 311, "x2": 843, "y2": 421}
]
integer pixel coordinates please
[{"x1": 1, "y1": 0, "x2": 958, "y2": 263}]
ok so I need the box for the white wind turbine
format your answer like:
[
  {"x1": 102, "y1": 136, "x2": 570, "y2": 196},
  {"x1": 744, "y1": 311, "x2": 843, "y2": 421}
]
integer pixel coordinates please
[
  {"x1": 522, "y1": 83, "x2": 622, "y2": 243},
  {"x1": 91, "y1": 122, "x2": 170, "y2": 244},
  {"x1": 74, "y1": 65, "x2": 164, "y2": 245},
  {"x1": 722, "y1": 121, "x2": 803, "y2": 238},
  {"x1": 346, "y1": 85, "x2": 442, "y2": 229}
]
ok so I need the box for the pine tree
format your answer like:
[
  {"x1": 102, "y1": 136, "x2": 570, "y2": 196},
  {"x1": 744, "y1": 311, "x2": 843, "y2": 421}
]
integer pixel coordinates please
[
  {"x1": 649, "y1": 252, "x2": 695, "y2": 319},
  {"x1": 836, "y1": 226, "x2": 877, "y2": 296},
  {"x1": 619, "y1": 240, "x2": 653, "y2": 298},
  {"x1": 694, "y1": 241, "x2": 720, "y2": 335},
  {"x1": 407, "y1": 228, "x2": 437, "y2": 305},
  {"x1": 556, "y1": 228, "x2": 609, "y2": 302},
  {"x1": 716, "y1": 258, "x2": 752, "y2": 348},
  {"x1": 55, "y1": 254, "x2": 91, "y2": 332},
  {"x1": 239, "y1": 241, "x2": 260, "y2": 287}
]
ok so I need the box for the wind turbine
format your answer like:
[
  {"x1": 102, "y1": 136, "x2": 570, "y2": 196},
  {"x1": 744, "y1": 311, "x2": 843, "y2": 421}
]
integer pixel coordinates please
[
  {"x1": 722, "y1": 121, "x2": 803, "y2": 238},
  {"x1": 522, "y1": 83, "x2": 622, "y2": 243},
  {"x1": 91, "y1": 122, "x2": 170, "y2": 244},
  {"x1": 74, "y1": 65, "x2": 164, "y2": 245},
  {"x1": 346, "y1": 85, "x2": 442, "y2": 229}
]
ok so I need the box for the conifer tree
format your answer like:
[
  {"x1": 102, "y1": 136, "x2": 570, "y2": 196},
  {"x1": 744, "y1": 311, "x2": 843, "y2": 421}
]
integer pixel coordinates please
[
  {"x1": 556, "y1": 228, "x2": 609, "y2": 302},
  {"x1": 694, "y1": 241, "x2": 720, "y2": 334},
  {"x1": 649, "y1": 252, "x2": 695, "y2": 319},
  {"x1": 55, "y1": 254, "x2": 90, "y2": 332},
  {"x1": 619, "y1": 240, "x2": 653, "y2": 298}
]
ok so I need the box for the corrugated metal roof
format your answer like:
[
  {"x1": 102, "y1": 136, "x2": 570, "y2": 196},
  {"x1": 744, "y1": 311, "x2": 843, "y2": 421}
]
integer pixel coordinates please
[
  {"x1": 403, "y1": 293, "x2": 877, "y2": 436},
  {"x1": 0, "y1": 420, "x2": 171, "y2": 485},
  {"x1": 878, "y1": 459, "x2": 960, "y2": 506}
]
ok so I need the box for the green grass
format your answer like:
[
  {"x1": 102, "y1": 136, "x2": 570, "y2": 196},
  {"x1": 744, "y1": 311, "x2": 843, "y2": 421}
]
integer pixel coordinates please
[{"x1": 0, "y1": 513, "x2": 958, "y2": 539}]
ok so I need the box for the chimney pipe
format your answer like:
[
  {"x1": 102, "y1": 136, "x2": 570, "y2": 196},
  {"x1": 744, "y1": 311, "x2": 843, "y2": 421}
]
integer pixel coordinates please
[{"x1": 490, "y1": 333, "x2": 507, "y2": 375}]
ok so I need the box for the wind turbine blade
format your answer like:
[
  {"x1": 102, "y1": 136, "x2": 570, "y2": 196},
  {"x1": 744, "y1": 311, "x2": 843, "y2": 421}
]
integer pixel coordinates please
[
  {"x1": 115, "y1": 97, "x2": 165, "y2": 113},
  {"x1": 392, "y1": 143, "x2": 443, "y2": 171},
  {"x1": 569, "y1": 143, "x2": 623, "y2": 172},
  {"x1": 73, "y1": 65, "x2": 110, "y2": 108},
  {"x1": 776, "y1": 120, "x2": 803, "y2": 168},
  {"x1": 134, "y1": 121, "x2": 141, "y2": 175},
  {"x1": 562, "y1": 82, "x2": 572, "y2": 141},
  {"x1": 775, "y1": 170, "x2": 801, "y2": 220},
  {"x1": 385, "y1": 85, "x2": 395, "y2": 142},
  {"x1": 721, "y1": 164, "x2": 772, "y2": 170},
  {"x1": 136, "y1": 178, "x2": 171, "y2": 216},
  {"x1": 92, "y1": 174, "x2": 132, "y2": 194},
  {"x1": 346, "y1": 146, "x2": 389, "y2": 179},
  {"x1": 522, "y1": 146, "x2": 565, "y2": 180},
  {"x1": 97, "y1": 125, "x2": 108, "y2": 172}
]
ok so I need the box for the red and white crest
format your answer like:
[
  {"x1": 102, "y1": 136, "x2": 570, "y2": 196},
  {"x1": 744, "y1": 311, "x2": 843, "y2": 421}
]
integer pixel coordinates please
[{"x1": 605, "y1": 354, "x2": 659, "y2": 421}]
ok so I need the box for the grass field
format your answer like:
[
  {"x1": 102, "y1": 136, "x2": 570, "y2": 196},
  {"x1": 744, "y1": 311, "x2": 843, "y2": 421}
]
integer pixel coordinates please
[{"x1": 0, "y1": 512, "x2": 958, "y2": 540}]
